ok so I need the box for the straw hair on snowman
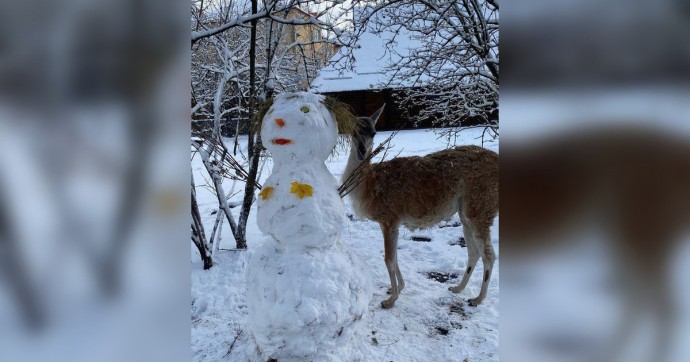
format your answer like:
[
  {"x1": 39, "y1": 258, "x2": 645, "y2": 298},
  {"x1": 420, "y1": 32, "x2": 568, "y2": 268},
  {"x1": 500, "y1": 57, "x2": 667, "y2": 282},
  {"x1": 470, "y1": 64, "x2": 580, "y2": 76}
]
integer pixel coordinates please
[{"x1": 251, "y1": 94, "x2": 360, "y2": 143}]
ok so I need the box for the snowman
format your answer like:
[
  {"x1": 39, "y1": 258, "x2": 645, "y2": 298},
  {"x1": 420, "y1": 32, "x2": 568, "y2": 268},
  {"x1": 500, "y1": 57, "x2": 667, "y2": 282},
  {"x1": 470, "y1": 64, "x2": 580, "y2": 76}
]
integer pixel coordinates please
[{"x1": 246, "y1": 92, "x2": 371, "y2": 361}]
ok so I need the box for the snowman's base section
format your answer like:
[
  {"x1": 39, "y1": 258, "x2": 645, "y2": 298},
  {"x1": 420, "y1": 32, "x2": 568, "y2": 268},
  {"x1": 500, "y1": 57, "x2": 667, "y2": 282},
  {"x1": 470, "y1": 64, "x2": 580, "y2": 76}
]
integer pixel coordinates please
[{"x1": 246, "y1": 239, "x2": 372, "y2": 361}]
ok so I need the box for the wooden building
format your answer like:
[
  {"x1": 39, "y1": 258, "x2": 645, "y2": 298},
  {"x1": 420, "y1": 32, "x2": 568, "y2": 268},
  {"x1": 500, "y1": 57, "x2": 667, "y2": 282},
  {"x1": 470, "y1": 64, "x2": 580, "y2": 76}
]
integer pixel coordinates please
[
  {"x1": 316, "y1": 89, "x2": 431, "y2": 131},
  {"x1": 309, "y1": 8, "x2": 436, "y2": 131},
  {"x1": 310, "y1": 7, "x2": 494, "y2": 131}
]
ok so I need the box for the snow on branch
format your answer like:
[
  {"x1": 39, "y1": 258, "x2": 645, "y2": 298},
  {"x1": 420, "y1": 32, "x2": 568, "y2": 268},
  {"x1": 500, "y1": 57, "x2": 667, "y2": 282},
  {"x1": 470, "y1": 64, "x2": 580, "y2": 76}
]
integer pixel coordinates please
[
  {"x1": 343, "y1": 0, "x2": 499, "y2": 135},
  {"x1": 192, "y1": 10, "x2": 270, "y2": 44},
  {"x1": 192, "y1": 1, "x2": 349, "y2": 45}
]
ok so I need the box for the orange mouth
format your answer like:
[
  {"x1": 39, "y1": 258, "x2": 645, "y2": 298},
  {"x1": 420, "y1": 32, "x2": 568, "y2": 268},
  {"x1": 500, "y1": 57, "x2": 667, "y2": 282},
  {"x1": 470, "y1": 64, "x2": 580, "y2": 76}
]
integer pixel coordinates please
[{"x1": 272, "y1": 138, "x2": 292, "y2": 145}]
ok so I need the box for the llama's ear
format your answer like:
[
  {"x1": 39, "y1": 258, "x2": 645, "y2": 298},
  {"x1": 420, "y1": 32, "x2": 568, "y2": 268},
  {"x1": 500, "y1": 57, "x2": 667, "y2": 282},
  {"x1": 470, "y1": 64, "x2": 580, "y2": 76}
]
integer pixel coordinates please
[
  {"x1": 370, "y1": 104, "x2": 385, "y2": 124},
  {"x1": 323, "y1": 96, "x2": 360, "y2": 135},
  {"x1": 250, "y1": 98, "x2": 274, "y2": 135}
]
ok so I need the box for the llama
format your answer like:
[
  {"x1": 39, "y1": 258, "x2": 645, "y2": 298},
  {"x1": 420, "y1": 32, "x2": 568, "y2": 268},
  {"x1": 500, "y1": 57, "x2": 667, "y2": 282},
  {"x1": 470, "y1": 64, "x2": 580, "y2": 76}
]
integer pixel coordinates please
[{"x1": 343, "y1": 106, "x2": 499, "y2": 308}]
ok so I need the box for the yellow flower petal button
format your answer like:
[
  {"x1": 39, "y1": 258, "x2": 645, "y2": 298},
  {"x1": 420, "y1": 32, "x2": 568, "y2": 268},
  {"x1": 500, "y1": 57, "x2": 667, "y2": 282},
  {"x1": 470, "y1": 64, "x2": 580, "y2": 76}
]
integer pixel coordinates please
[
  {"x1": 259, "y1": 186, "x2": 274, "y2": 201},
  {"x1": 290, "y1": 181, "x2": 313, "y2": 199}
]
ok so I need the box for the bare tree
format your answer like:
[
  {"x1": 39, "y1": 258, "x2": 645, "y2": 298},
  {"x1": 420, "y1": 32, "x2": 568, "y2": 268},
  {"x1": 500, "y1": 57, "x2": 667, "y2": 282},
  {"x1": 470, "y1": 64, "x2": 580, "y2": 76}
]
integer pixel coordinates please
[
  {"x1": 190, "y1": 0, "x2": 359, "y2": 260},
  {"x1": 353, "y1": 1, "x2": 499, "y2": 140}
]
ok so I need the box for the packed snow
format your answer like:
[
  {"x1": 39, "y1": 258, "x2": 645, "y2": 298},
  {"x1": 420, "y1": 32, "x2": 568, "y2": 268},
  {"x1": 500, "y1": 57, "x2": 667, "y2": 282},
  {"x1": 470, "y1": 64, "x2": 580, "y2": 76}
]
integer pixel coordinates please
[{"x1": 192, "y1": 123, "x2": 499, "y2": 361}]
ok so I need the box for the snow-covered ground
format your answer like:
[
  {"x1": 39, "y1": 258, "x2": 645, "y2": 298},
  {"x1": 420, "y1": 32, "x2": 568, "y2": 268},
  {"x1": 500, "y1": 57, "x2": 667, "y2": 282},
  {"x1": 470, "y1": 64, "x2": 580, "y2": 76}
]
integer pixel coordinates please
[{"x1": 192, "y1": 127, "x2": 499, "y2": 361}]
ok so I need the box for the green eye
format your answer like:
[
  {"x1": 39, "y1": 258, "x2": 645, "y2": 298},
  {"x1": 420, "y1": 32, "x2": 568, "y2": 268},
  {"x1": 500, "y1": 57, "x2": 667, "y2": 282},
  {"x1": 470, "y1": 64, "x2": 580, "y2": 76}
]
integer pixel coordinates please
[{"x1": 300, "y1": 106, "x2": 309, "y2": 113}]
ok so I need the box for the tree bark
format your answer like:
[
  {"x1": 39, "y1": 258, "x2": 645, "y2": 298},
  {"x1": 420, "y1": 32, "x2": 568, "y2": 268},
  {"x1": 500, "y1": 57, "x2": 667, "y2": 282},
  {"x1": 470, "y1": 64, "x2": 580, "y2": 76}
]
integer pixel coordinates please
[
  {"x1": 233, "y1": 0, "x2": 259, "y2": 250},
  {"x1": 192, "y1": 173, "x2": 213, "y2": 269}
]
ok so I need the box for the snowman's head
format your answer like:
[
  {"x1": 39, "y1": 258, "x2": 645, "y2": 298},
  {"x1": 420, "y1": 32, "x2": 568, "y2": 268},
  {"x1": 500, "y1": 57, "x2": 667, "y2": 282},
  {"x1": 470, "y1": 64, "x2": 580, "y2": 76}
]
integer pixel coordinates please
[{"x1": 259, "y1": 92, "x2": 354, "y2": 162}]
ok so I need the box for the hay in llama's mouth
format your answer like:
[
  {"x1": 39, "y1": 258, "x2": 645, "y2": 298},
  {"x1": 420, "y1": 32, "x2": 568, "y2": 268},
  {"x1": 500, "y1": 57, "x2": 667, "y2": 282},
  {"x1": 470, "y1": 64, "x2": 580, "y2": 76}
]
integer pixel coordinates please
[{"x1": 272, "y1": 138, "x2": 292, "y2": 145}]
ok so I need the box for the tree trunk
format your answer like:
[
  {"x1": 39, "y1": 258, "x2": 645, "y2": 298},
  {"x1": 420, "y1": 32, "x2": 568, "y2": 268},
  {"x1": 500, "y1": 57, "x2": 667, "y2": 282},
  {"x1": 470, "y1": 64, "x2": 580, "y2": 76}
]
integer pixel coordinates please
[
  {"x1": 247, "y1": 0, "x2": 258, "y2": 161},
  {"x1": 192, "y1": 173, "x2": 214, "y2": 269},
  {"x1": 209, "y1": 207, "x2": 224, "y2": 253},
  {"x1": 233, "y1": 0, "x2": 260, "y2": 250}
]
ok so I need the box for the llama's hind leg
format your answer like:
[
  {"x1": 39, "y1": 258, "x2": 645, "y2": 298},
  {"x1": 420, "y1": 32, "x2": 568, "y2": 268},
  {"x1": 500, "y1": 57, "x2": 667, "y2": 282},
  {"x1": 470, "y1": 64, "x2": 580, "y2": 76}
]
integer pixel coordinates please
[
  {"x1": 449, "y1": 218, "x2": 479, "y2": 294},
  {"x1": 381, "y1": 223, "x2": 401, "y2": 309},
  {"x1": 395, "y1": 258, "x2": 405, "y2": 292},
  {"x1": 386, "y1": 260, "x2": 404, "y2": 294},
  {"x1": 468, "y1": 227, "x2": 495, "y2": 306}
]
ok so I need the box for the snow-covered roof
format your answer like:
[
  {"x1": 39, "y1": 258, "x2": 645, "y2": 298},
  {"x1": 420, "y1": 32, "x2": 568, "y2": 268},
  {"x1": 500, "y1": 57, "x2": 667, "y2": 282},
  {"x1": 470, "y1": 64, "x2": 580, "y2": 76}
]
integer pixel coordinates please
[{"x1": 310, "y1": 7, "x2": 423, "y2": 93}]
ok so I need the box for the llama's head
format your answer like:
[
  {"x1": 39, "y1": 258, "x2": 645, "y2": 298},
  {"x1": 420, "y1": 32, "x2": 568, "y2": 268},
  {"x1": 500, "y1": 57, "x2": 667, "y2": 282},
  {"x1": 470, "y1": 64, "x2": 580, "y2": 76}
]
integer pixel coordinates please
[
  {"x1": 255, "y1": 92, "x2": 359, "y2": 162},
  {"x1": 353, "y1": 105, "x2": 385, "y2": 161}
]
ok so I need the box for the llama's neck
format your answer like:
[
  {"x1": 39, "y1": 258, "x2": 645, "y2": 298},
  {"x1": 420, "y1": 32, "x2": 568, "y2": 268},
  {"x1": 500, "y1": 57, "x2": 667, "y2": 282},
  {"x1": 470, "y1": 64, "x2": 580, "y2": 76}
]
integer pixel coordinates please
[
  {"x1": 344, "y1": 146, "x2": 360, "y2": 181},
  {"x1": 343, "y1": 144, "x2": 371, "y2": 211}
]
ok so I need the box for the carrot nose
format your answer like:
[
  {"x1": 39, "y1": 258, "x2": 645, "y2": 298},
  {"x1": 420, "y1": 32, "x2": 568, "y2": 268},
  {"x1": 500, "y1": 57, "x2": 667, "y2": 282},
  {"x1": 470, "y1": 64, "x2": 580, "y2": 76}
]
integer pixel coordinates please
[{"x1": 274, "y1": 118, "x2": 285, "y2": 127}]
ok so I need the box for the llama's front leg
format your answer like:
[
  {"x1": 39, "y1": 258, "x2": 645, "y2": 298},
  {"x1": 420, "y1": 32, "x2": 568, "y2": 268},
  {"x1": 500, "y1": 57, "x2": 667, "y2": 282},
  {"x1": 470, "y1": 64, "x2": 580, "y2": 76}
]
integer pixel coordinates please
[{"x1": 381, "y1": 223, "x2": 400, "y2": 309}]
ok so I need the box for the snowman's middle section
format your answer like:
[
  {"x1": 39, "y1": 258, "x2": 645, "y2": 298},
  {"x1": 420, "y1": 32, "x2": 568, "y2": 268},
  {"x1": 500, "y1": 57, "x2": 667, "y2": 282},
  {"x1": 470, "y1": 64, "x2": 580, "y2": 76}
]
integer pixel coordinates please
[{"x1": 257, "y1": 161, "x2": 347, "y2": 248}]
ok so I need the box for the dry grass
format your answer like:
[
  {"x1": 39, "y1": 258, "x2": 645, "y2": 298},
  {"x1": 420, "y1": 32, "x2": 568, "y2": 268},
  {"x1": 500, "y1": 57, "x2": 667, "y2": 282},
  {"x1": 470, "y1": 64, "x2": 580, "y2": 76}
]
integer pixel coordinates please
[{"x1": 323, "y1": 96, "x2": 361, "y2": 135}]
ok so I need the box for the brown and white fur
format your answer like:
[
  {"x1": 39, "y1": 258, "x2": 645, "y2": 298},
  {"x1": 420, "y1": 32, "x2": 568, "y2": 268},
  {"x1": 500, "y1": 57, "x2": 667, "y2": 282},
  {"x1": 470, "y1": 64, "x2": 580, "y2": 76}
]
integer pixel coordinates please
[{"x1": 343, "y1": 107, "x2": 499, "y2": 308}]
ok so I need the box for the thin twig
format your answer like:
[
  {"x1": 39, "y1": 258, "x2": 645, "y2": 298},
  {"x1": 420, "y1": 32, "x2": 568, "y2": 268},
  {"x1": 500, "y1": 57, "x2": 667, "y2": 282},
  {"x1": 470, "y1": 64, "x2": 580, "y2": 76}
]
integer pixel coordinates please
[
  {"x1": 338, "y1": 131, "x2": 398, "y2": 198},
  {"x1": 222, "y1": 329, "x2": 243, "y2": 359},
  {"x1": 192, "y1": 137, "x2": 262, "y2": 189}
]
